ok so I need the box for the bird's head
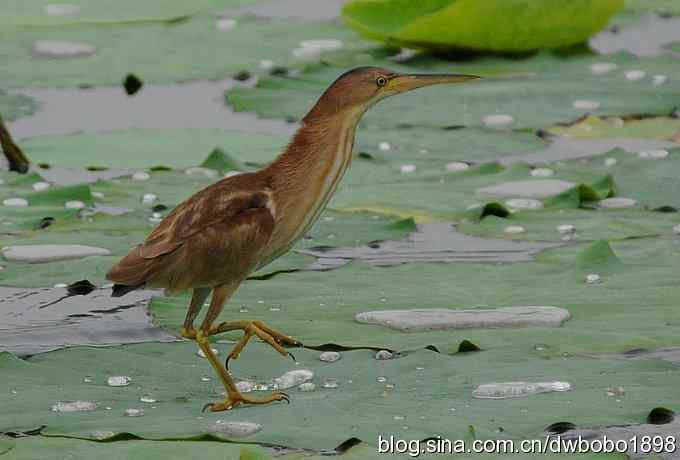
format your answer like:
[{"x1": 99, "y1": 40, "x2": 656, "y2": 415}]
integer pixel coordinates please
[{"x1": 304, "y1": 66, "x2": 480, "y2": 121}]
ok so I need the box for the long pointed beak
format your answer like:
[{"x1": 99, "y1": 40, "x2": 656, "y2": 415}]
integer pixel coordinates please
[{"x1": 387, "y1": 73, "x2": 480, "y2": 93}]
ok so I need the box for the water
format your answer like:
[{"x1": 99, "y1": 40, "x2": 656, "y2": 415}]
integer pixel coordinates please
[
  {"x1": 236, "y1": 381, "x2": 255, "y2": 393},
  {"x1": 319, "y1": 351, "x2": 341, "y2": 363},
  {"x1": 299, "y1": 223, "x2": 558, "y2": 270},
  {"x1": 51, "y1": 400, "x2": 97, "y2": 412},
  {"x1": 375, "y1": 350, "x2": 393, "y2": 360},
  {"x1": 585, "y1": 273, "x2": 602, "y2": 284},
  {"x1": 208, "y1": 421, "x2": 262, "y2": 437},
  {"x1": 472, "y1": 381, "x2": 572, "y2": 399},
  {"x1": 274, "y1": 369, "x2": 314, "y2": 390},
  {"x1": 321, "y1": 378, "x2": 339, "y2": 389},
  {"x1": 107, "y1": 376, "x2": 131, "y2": 387},
  {"x1": 298, "y1": 382, "x2": 316, "y2": 392}
]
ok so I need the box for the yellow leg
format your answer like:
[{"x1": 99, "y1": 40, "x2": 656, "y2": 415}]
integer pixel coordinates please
[
  {"x1": 208, "y1": 319, "x2": 301, "y2": 369},
  {"x1": 195, "y1": 285, "x2": 292, "y2": 411},
  {"x1": 196, "y1": 331, "x2": 289, "y2": 411}
]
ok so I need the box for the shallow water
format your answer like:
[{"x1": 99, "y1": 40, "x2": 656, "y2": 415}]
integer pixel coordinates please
[
  {"x1": 8, "y1": 79, "x2": 295, "y2": 141},
  {"x1": 0, "y1": 286, "x2": 174, "y2": 356},
  {"x1": 298, "y1": 222, "x2": 560, "y2": 270}
]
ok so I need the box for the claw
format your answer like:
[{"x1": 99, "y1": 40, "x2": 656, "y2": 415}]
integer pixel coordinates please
[
  {"x1": 224, "y1": 355, "x2": 232, "y2": 371},
  {"x1": 287, "y1": 351, "x2": 297, "y2": 363},
  {"x1": 279, "y1": 392, "x2": 290, "y2": 404},
  {"x1": 201, "y1": 402, "x2": 213, "y2": 413}
]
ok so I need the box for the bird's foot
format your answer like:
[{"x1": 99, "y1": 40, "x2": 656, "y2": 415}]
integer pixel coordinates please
[
  {"x1": 180, "y1": 327, "x2": 197, "y2": 340},
  {"x1": 202, "y1": 391, "x2": 290, "y2": 412},
  {"x1": 208, "y1": 320, "x2": 301, "y2": 369}
]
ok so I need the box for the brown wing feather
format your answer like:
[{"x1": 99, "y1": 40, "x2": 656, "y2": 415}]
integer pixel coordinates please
[{"x1": 107, "y1": 174, "x2": 275, "y2": 292}]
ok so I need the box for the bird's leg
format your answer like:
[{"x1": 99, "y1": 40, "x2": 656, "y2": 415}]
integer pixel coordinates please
[
  {"x1": 198, "y1": 284, "x2": 289, "y2": 412},
  {"x1": 207, "y1": 320, "x2": 300, "y2": 369},
  {"x1": 180, "y1": 287, "x2": 210, "y2": 340}
]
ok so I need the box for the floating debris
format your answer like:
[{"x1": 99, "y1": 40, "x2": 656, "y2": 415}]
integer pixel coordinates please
[
  {"x1": 132, "y1": 171, "x2": 150, "y2": 181},
  {"x1": 64, "y1": 200, "x2": 86, "y2": 210},
  {"x1": 32, "y1": 182, "x2": 50, "y2": 192},
  {"x1": 445, "y1": 161, "x2": 469, "y2": 172},
  {"x1": 589, "y1": 62, "x2": 618, "y2": 75},
  {"x1": 45, "y1": 4, "x2": 80, "y2": 16},
  {"x1": 482, "y1": 114, "x2": 514, "y2": 127},
  {"x1": 504, "y1": 225, "x2": 526, "y2": 235},
  {"x1": 624, "y1": 70, "x2": 646, "y2": 81},
  {"x1": 604, "y1": 157, "x2": 618, "y2": 167},
  {"x1": 1, "y1": 244, "x2": 111, "y2": 263},
  {"x1": 598, "y1": 197, "x2": 636, "y2": 209},
  {"x1": 400, "y1": 164, "x2": 416, "y2": 174},
  {"x1": 3, "y1": 198, "x2": 29, "y2": 207},
  {"x1": 298, "y1": 382, "x2": 316, "y2": 392},
  {"x1": 606, "y1": 386, "x2": 625, "y2": 397},
  {"x1": 573, "y1": 100, "x2": 600, "y2": 110},
  {"x1": 215, "y1": 18, "x2": 237, "y2": 32},
  {"x1": 140, "y1": 395, "x2": 157, "y2": 403},
  {"x1": 356, "y1": 306, "x2": 571, "y2": 332},
  {"x1": 92, "y1": 191, "x2": 105, "y2": 199},
  {"x1": 472, "y1": 381, "x2": 572, "y2": 399},
  {"x1": 557, "y1": 224, "x2": 576, "y2": 234},
  {"x1": 51, "y1": 400, "x2": 97, "y2": 412},
  {"x1": 319, "y1": 351, "x2": 341, "y2": 363},
  {"x1": 274, "y1": 369, "x2": 313, "y2": 389},
  {"x1": 673, "y1": 224, "x2": 680, "y2": 235},
  {"x1": 375, "y1": 350, "x2": 393, "y2": 360},
  {"x1": 32, "y1": 40, "x2": 95, "y2": 58},
  {"x1": 638, "y1": 149, "x2": 668, "y2": 159},
  {"x1": 505, "y1": 198, "x2": 544, "y2": 210},
  {"x1": 322, "y1": 378, "x2": 339, "y2": 389},
  {"x1": 208, "y1": 421, "x2": 262, "y2": 437},
  {"x1": 585, "y1": 273, "x2": 602, "y2": 284},
  {"x1": 124, "y1": 408, "x2": 145, "y2": 417},
  {"x1": 107, "y1": 376, "x2": 131, "y2": 387},
  {"x1": 530, "y1": 168, "x2": 554, "y2": 177}
]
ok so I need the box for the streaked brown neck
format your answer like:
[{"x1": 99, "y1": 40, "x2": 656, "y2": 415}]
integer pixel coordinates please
[{"x1": 265, "y1": 106, "x2": 365, "y2": 250}]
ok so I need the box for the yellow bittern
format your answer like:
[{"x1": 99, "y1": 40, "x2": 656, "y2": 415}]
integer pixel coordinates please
[{"x1": 107, "y1": 67, "x2": 479, "y2": 411}]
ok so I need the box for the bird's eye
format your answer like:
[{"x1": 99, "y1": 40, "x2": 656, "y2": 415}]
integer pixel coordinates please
[{"x1": 376, "y1": 76, "x2": 388, "y2": 87}]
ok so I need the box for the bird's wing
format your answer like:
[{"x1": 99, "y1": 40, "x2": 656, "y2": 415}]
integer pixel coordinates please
[
  {"x1": 107, "y1": 179, "x2": 275, "y2": 288},
  {"x1": 141, "y1": 182, "x2": 273, "y2": 259}
]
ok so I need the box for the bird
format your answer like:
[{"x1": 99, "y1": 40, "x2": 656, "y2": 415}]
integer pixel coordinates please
[{"x1": 107, "y1": 66, "x2": 480, "y2": 411}]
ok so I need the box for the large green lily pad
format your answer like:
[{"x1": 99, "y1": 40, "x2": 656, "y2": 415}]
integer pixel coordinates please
[
  {"x1": 0, "y1": 15, "x2": 358, "y2": 88},
  {"x1": 21, "y1": 129, "x2": 287, "y2": 170},
  {"x1": 2, "y1": 342, "x2": 678, "y2": 450},
  {"x1": 151, "y1": 238, "x2": 680, "y2": 356},
  {"x1": 342, "y1": 0, "x2": 623, "y2": 52},
  {"x1": 227, "y1": 50, "x2": 680, "y2": 131}
]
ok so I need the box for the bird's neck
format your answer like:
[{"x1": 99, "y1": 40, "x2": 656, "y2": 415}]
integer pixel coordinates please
[{"x1": 266, "y1": 109, "x2": 363, "y2": 246}]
